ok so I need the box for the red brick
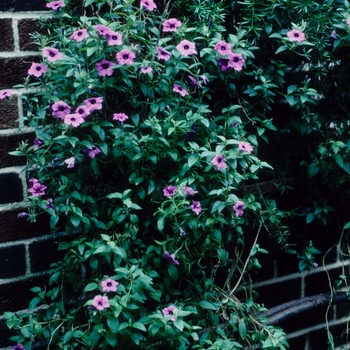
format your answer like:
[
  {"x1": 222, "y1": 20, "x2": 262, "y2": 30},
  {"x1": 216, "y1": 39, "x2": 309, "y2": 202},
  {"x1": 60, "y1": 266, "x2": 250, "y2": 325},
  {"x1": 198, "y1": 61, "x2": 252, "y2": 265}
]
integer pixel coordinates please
[
  {"x1": 0, "y1": 19, "x2": 14, "y2": 51},
  {"x1": 18, "y1": 19, "x2": 49, "y2": 51}
]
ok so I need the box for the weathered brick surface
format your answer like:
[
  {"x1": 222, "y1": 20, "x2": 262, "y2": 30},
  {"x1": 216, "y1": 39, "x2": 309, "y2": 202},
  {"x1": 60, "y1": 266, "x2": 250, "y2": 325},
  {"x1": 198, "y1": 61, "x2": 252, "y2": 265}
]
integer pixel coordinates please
[
  {"x1": 0, "y1": 173, "x2": 23, "y2": 204},
  {"x1": 0, "y1": 97, "x2": 18, "y2": 129},
  {"x1": 0, "y1": 244, "x2": 26, "y2": 278},
  {"x1": 0, "y1": 210, "x2": 50, "y2": 243},
  {"x1": 0, "y1": 19, "x2": 14, "y2": 52},
  {"x1": 18, "y1": 19, "x2": 49, "y2": 51},
  {"x1": 0, "y1": 0, "x2": 47, "y2": 12}
]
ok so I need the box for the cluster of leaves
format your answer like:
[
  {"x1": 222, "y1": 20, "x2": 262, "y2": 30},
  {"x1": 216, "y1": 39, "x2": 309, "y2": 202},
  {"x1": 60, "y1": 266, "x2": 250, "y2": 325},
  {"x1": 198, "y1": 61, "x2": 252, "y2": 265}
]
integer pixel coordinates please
[{"x1": 4, "y1": 0, "x2": 350, "y2": 349}]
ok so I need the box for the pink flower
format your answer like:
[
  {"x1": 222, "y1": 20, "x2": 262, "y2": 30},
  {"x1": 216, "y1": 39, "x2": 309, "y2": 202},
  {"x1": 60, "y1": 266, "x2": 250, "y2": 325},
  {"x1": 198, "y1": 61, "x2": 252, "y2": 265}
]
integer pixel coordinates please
[
  {"x1": 173, "y1": 84, "x2": 188, "y2": 97},
  {"x1": 29, "y1": 178, "x2": 39, "y2": 185},
  {"x1": 176, "y1": 40, "x2": 197, "y2": 56},
  {"x1": 0, "y1": 89, "x2": 12, "y2": 99},
  {"x1": 94, "y1": 24, "x2": 112, "y2": 36},
  {"x1": 162, "y1": 305, "x2": 178, "y2": 321},
  {"x1": 157, "y1": 47, "x2": 171, "y2": 61},
  {"x1": 238, "y1": 142, "x2": 254, "y2": 153},
  {"x1": 214, "y1": 41, "x2": 232, "y2": 55},
  {"x1": 84, "y1": 145, "x2": 102, "y2": 159},
  {"x1": 64, "y1": 156, "x2": 76, "y2": 169},
  {"x1": 233, "y1": 200, "x2": 244, "y2": 217},
  {"x1": 106, "y1": 31, "x2": 123, "y2": 46},
  {"x1": 116, "y1": 50, "x2": 136, "y2": 65},
  {"x1": 141, "y1": 66, "x2": 153, "y2": 74},
  {"x1": 96, "y1": 59, "x2": 114, "y2": 77},
  {"x1": 51, "y1": 100, "x2": 71, "y2": 119},
  {"x1": 70, "y1": 29, "x2": 89, "y2": 42},
  {"x1": 162, "y1": 18, "x2": 182, "y2": 32},
  {"x1": 346, "y1": 19, "x2": 350, "y2": 27},
  {"x1": 218, "y1": 58, "x2": 230, "y2": 72},
  {"x1": 92, "y1": 295, "x2": 110, "y2": 311},
  {"x1": 42, "y1": 47, "x2": 62, "y2": 62},
  {"x1": 165, "y1": 251, "x2": 179, "y2": 265},
  {"x1": 75, "y1": 105, "x2": 90, "y2": 119},
  {"x1": 163, "y1": 185, "x2": 176, "y2": 197},
  {"x1": 101, "y1": 278, "x2": 119, "y2": 292},
  {"x1": 182, "y1": 186, "x2": 198, "y2": 196},
  {"x1": 287, "y1": 29, "x2": 305, "y2": 42},
  {"x1": 113, "y1": 113, "x2": 129, "y2": 122},
  {"x1": 29, "y1": 181, "x2": 47, "y2": 196},
  {"x1": 211, "y1": 154, "x2": 227, "y2": 170},
  {"x1": 46, "y1": 0, "x2": 65, "y2": 10},
  {"x1": 188, "y1": 75, "x2": 208, "y2": 88},
  {"x1": 190, "y1": 200, "x2": 201, "y2": 215},
  {"x1": 140, "y1": 0, "x2": 157, "y2": 11},
  {"x1": 64, "y1": 113, "x2": 85, "y2": 127},
  {"x1": 28, "y1": 63, "x2": 48, "y2": 77},
  {"x1": 84, "y1": 97, "x2": 103, "y2": 112},
  {"x1": 228, "y1": 53, "x2": 245, "y2": 71}
]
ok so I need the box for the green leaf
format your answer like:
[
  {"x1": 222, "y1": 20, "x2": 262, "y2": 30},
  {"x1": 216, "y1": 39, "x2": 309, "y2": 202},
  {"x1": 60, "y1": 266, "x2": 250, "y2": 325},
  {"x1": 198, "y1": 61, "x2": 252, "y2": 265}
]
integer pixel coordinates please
[
  {"x1": 238, "y1": 320, "x2": 247, "y2": 340},
  {"x1": 132, "y1": 322, "x2": 147, "y2": 332},
  {"x1": 307, "y1": 163, "x2": 320, "y2": 178},
  {"x1": 107, "y1": 318, "x2": 119, "y2": 333},
  {"x1": 188, "y1": 154, "x2": 199, "y2": 168},
  {"x1": 275, "y1": 45, "x2": 288, "y2": 54},
  {"x1": 199, "y1": 300, "x2": 217, "y2": 310},
  {"x1": 149, "y1": 323, "x2": 163, "y2": 337},
  {"x1": 168, "y1": 264, "x2": 178, "y2": 281},
  {"x1": 84, "y1": 282, "x2": 98, "y2": 292},
  {"x1": 174, "y1": 318, "x2": 184, "y2": 332},
  {"x1": 105, "y1": 332, "x2": 117, "y2": 347}
]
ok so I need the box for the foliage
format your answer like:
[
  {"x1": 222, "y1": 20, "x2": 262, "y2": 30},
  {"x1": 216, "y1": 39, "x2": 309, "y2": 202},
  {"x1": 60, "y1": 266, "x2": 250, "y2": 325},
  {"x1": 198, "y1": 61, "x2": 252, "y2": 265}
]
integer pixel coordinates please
[{"x1": 3, "y1": 0, "x2": 350, "y2": 348}]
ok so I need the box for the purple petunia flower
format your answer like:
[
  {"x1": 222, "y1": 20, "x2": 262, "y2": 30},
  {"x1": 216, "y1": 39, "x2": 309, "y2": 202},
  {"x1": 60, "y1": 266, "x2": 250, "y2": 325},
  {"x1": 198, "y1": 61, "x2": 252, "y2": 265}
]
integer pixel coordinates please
[
  {"x1": 238, "y1": 142, "x2": 254, "y2": 153},
  {"x1": 287, "y1": 29, "x2": 305, "y2": 42},
  {"x1": 162, "y1": 305, "x2": 178, "y2": 321},
  {"x1": 330, "y1": 29, "x2": 337, "y2": 40},
  {"x1": 165, "y1": 251, "x2": 179, "y2": 265},
  {"x1": 84, "y1": 145, "x2": 102, "y2": 159},
  {"x1": 233, "y1": 200, "x2": 244, "y2": 217},
  {"x1": 116, "y1": 50, "x2": 136, "y2": 65},
  {"x1": 227, "y1": 53, "x2": 245, "y2": 71},
  {"x1": 64, "y1": 113, "x2": 85, "y2": 127},
  {"x1": 347, "y1": 19, "x2": 350, "y2": 27},
  {"x1": 218, "y1": 57, "x2": 230, "y2": 71},
  {"x1": 113, "y1": 113, "x2": 129, "y2": 122},
  {"x1": 162, "y1": 18, "x2": 182, "y2": 32},
  {"x1": 141, "y1": 66, "x2": 153, "y2": 74},
  {"x1": 64, "y1": 156, "x2": 76, "y2": 169},
  {"x1": 75, "y1": 105, "x2": 90, "y2": 119},
  {"x1": 176, "y1": 40, "x2": 197, "y2": 56},
  {"x1": 157, "y1": 47, "x2": 171, "y2": 61},
  {"x1": 188, "y1": 75, "x2": 209, "y2": 88},
  {"x1": 173, "y1": 84, "x2": 188, "y2": 97},
  {"x1": 106, "y1": 31, "x2": 123, "y2": 46},
  {"x1": 42, "y1": 47, "x2": 62, "y2": 62},
  {"x1": 46, "y1": 198, "x2": 54, "y2": 210},
  {"x1": 17, "y1": 212, "x2": 29, "y2": 219},
  {"x1": 94, "y1": 24, "x2": 112, "y2": 36},
  {"x1": 46, "y1": 1, "x2": 65, "y2": 10},
  {"x1": 84, "y1": 97, "x2": 103, "y2": 112},
  {"x1": 182, "y1": 186, "x2": 198, "y2": 196},
  {"x1": 33, "y1": 138, "x2": 42, "y2": 150},
  {"x1": 214, "y1": 40, "x2": 232, "y2": 55},
  {"x1": 29, "y1": 178, "x2": 39, "y2": 185},
  {"x1": 28, "y1": 63, "x2": 48, "y2": 77},
  {"x1": 211, "y1": 154, "x2": 227, "y2": 170},
  {"x1": 70, "y1": 28, "x2": 89, "y2": 42},
  {"x1": 92, "y1": 295, "x2": 110, "y2": 311},
  {"x1": 96, "y1": 59, "x2": 114, "y2": 77},
  {"x1": 140, "y1": 0, "x2": 157, "y2": 11},
  {"x1": 0, "y1": 89, "x2": 12, "y2": 99},
  {"x1": 163, "y1": 185, "x2": 176, "y2": 197},
  {"x1": 29, "y1": 181, "x2": 47, "y2": 197},
  {"x1": 190, "y1": 200, "x2": 202, "y2": 215},
  {"x1": 101, "y1": 278, "x2": 119, "y2": 292},
  {"x1": 51, "y1": 100, "x2": 71, "y2": 119}
]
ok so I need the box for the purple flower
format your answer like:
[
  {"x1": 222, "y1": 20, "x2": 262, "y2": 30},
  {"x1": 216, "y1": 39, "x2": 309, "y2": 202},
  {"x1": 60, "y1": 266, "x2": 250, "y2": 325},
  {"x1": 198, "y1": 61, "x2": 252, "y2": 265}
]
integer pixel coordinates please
[
  {"x1": 28, "y1": 63, "x2": 48, "y2": 77},
  {"x1": 42, "y1": 47, "x2": 62, "y2": 62},
  {"x1": 141, "y1": 66, "x2": 153, "y2": 74},
  {"x1": 190, "y1": 200, "x2": 201, "y2": 215},
  {"x1": 140, "y1": 0, "x2": 157, "y2": 11},
  {"x1": 17, "y1": 212, "x2": 29, "y2": 219},
  {"x1": 70, "y1": 28, "x2": 89, "y2": 42},
  {"x1": 51, "y1": 100, "x2": 71, "y2": 119},
  {"x1": 0, "y1": 89, "x2": 12, "y2": 99},
  {"x1": 165, "y1": 251, "x2": 179, "y2": 265},
  {"x1": 179, "y1": 228, "x2": 186, "y2": 236},
  {"x1": 46, "y1": 1, "x2": 65, "y2": 10},
  {"x1": 94, "y1": 24, "x2": 112, "y2": 36},
  {"x1": 227, "y1": 53, "x2": 245, "y2": 71},
  {"x1": 64, "y1": 113, "x2": 85, "y2": 127},
  {"x1": 116, "y1": 50, "x2": 136, "y2": 65},
  {"x1": 238, "y1": 142, "x2": 254, "y2": 153},
  {"x1": 214, "y1": 41, "x2": 232, "y2": 55},
  {"x1": 173, "y1": 84, "x2": 188, "y2": 97},
  {"x1": 176, "y1": 40, "x2": 197, "y2": 56},
  {"x1": 162, "y1": 18, "x2": 182, "y2": 32},
  {"x1": 183, "y1": 186, "x2": 198, "y2": 196},
  {"x1": 101, "y1": 278, "x2": 119, "y2": 292},
  {"x1": 162, "y1": 305, "x2": 178, "y2": 321},
  {"x1": 347, "y1": 19, "x2": 350, "y2": 27},
  {"x1": 233, "y1": 200, "x2": 244, "y2": 217},
  {"x1": 29, "y1": 178, "x2": 39, "y2": 185},
  {"x1": 92, "y1": 295, "x2": 110, "y2": 311},
  {"x1": 211, "y1": 154, "x2": 227, "y2": 170},
  {"x1": 84, "y1": 145, "x2": 102, "y2": 159},
  {"x1": 287, "y1": 29, "x2": 305, "y2": 42},
  {"x1": 113, "y1": 113, "x2": 129, "y2": 122},
  {"x1": 106, "y1": 31, "x2": 123, "y2": 46},
  {"x1": 64, "y1": 156, "x2": 76, "y2": 168},
  {"x1": 157, "y1": 47, "x2": 171, "y2": 61},
  {"x1": 29, "y1": 181, "x2": 47, "y2": 197},
  {"x1": 75, "y1": 105, "x2": 90, "y2": 119},
  {"x1": 163, "y1": 185, "x2": 176, "y2": 197},
  {"x1": 84, "y1": 97, "x2": 103, "y2": 112},
  {"x1": 330, "y1": 29, "x2": 337, "y2": 39},
  {"x1": 188, "y1": 75, "x2": 208, "y2": 87},
  {"x1": 218, "y1": 58, "x2": 230, "y2": 71},
  {"x1": 46, "y1": 198, "x2": 54, "y2": 210},
  {"x1": 96, "y1": 59, "x2": 114, "y2": 77},
  {"x1": 33, "y1": 138, "x2": 42, "y2": 150}
]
